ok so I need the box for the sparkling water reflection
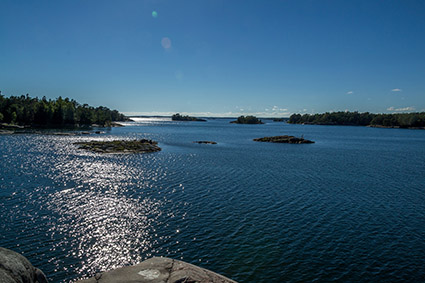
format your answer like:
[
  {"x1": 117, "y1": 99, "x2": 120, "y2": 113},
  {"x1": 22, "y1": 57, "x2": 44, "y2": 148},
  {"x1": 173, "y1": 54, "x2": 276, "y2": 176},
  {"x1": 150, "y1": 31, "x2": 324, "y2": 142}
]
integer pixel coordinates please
[{"x1": 1, "y1": 120, "x2": 425, "y2": 282}]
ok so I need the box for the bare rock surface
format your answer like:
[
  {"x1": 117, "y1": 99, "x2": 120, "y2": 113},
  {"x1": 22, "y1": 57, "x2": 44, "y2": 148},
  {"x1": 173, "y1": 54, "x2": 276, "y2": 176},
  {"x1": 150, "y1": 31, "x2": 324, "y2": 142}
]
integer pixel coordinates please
[
  {"x1": 0, "y1": 247, "x2": 47, "y2": 283},
  {"x1": 254, "y1": 135, "x2": 314, "y2": 144},
  {"x1": 76, "y1": 257, "x2": 237, "y2": 283},
  {"x1": 74, "y1": 139, "x2": 161, "y2": 154}
]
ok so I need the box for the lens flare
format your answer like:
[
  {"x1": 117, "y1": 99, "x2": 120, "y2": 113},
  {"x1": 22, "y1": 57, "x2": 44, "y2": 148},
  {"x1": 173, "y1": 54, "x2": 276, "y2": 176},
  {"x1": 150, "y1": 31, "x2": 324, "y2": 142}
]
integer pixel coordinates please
[
  {"x1": 152, "y1": 11, "x2": 158, "y2": 18},
  {"x1": 161, "y1": 37, "x2": 171, "y2": 49}
]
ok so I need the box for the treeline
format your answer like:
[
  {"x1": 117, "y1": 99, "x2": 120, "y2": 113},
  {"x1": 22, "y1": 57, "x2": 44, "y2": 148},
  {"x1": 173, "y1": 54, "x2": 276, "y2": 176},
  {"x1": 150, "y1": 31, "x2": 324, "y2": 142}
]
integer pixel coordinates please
[
  {"x1": 288, "y1": 111, "x2": 425, "y2": 128},
  {"x1": 0, "y1": 94, "x2": 127, "y2": 127}
]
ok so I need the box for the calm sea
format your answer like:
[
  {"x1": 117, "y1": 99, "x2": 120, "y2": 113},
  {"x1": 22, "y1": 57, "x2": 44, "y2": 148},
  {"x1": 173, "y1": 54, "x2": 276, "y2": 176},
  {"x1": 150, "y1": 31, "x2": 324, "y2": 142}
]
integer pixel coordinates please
[{"x1": 1, "y1": 118, "x2": 425, "y2": 282}]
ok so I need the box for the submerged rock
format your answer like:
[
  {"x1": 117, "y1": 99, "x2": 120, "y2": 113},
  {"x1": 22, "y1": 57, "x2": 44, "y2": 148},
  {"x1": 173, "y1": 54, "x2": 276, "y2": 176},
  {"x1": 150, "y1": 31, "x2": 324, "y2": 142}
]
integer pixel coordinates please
[
  {"x1": 0, "y1": 247, "x2": 48, "y2": 283},
  {"x1": 254, "y1": 135, "x2": 314, "y2": 144},
  {"x1": 111, "y1": 122, "x2": 125, "y2": 127},
  {"x1": 76, "y1": 257, "x2": 237, "y2": 283},
  {"x1": 193, "y1": 141, "x2": 217, "y2": 144},
  {"x1": 74, "y1": 139, "x2": 161, "y2": 153},
  {"x1": 50, "y1": 132, "x2": 78, "y2": 136},
  {"x1": 0, "y1": 123, "x2": 24, "y2": 129}
]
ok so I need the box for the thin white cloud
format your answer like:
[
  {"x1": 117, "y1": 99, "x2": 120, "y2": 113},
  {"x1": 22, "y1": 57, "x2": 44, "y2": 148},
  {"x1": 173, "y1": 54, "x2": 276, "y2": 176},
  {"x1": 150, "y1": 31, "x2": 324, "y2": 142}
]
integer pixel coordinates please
[
  {"x1": 387, "y1": 106, "x2": 415, "y2": 112},
  {"x1": 346, "y1": 91, "x2": 353, "y2": 94},
  {"x1": 261, "y1": 106, "x2": 290, "y2": 116},
  {"x1": 391, "y1": 88, "x2": 402, "y2": 92},
  {"x1": 124, "y1": 108, "x2": 294, "y2": 118}
]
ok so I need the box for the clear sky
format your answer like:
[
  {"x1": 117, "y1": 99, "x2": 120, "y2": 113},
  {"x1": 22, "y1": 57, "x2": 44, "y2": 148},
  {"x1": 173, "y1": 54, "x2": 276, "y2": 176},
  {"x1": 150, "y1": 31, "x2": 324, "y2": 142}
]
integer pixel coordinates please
[{"x1": 1, "y1": 0, "x2": 424, "y2": 117}]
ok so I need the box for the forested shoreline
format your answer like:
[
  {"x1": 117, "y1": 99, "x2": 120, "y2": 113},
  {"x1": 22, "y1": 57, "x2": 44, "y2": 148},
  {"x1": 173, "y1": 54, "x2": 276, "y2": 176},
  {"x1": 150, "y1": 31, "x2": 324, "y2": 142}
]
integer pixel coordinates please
[
  {"x1": 288, "y1": 111, "x2": 425, "y2": 128},
  {"x1": 0, "y1": 94, "x2": 127, "y2": 127}
]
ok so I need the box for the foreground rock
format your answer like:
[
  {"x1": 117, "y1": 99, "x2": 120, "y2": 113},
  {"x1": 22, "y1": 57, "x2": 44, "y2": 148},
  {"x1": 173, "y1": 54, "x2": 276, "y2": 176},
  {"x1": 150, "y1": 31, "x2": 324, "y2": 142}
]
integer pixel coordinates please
[
  {"x1": 77, "y1": 257, "x2": 237, "y2": 283},
  {"x1": 74, "y1": 139, "x2": 161, "y2": 153},
  {"x1": 193, "y1": 141, "x2": 217, "y2": 144},
  {"x1": 0, "y1": 247, "x2": 47, "y2": 283},
  {"x1": 254, "y1": 135, "x2": 314, "y2": 144}
]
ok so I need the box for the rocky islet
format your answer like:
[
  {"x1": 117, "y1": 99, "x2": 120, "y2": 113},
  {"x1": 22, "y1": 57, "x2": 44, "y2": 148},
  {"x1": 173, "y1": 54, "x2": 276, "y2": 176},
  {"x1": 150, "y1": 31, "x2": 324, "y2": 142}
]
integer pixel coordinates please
[
  {"x1": 74, "y1": 139, "x2": 162, "y2": 153},
  {"x1": 254, "y1": 135, "x2": 314, "y2": 144}
]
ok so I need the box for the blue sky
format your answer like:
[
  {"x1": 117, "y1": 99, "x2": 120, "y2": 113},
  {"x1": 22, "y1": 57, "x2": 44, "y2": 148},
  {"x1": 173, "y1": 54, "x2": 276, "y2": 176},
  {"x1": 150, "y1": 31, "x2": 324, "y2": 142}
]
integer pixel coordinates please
[{"x1": 1, "y1": 0, "x2": 424, "y2": 117}]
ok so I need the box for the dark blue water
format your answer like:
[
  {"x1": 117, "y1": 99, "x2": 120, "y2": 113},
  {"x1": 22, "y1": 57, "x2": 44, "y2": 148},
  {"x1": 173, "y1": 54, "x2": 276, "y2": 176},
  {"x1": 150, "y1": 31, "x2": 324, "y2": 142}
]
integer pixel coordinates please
[{"x1": 1, "y1": 118, "x2": 425, "y2": 282}]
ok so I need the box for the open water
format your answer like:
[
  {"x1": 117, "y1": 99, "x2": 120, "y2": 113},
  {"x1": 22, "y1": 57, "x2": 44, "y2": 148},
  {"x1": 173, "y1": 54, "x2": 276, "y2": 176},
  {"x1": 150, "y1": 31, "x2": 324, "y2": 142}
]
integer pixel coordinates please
[{"x1": 1, "y1": 118, "x2": 425, "y2": 282}]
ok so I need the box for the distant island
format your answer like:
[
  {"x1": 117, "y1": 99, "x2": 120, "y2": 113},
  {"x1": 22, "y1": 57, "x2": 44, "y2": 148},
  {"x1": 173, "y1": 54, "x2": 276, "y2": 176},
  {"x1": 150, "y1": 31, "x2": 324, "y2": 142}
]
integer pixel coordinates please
[
  {"x1": 171, "y1": 113, "x2": 206, "y2": 122},
  {"x1": 0, "y1": 94, "x2": 128, "y2": 128},
  {"x1": 254, "y1": 135, "x2": 314, "y2": 144},
  {"x1": 288, "y1": 111, "x2": 425, "y2": 129},
  {"x1": 230, "y1": 115, "x2": 264, "y2": 124}
]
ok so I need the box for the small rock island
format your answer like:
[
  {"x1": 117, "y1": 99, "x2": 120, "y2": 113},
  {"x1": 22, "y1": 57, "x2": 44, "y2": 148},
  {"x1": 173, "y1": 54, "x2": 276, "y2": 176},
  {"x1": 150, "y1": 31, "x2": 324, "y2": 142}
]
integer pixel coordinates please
[
  {"x1": 193, "y1": 141, "x2": 217, "y2": 144},
  {"x1": 172, "y1": 113, "x2": 206, "y2": 122},
  {"x1": 254, "y1": 135, "x2": 314, "y2": 144},
  {"x1": 74, "y1": 139, "x2": 161, "y2": 153},
  {"x1": 230, "y1": 115, "x2": 264, "y2": 124}
]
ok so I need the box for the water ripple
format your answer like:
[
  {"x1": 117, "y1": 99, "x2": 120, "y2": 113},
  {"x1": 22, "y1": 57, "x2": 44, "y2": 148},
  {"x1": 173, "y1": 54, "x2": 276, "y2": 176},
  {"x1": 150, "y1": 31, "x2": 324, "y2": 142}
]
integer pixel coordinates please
[{"x1": 1, "y1": 123, "x2": 425, "y2": 282}]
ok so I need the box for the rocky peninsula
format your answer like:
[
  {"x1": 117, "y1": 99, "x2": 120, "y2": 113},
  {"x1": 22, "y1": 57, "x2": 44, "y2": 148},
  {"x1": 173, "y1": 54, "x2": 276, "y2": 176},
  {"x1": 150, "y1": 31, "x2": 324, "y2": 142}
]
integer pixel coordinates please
[
  {"x1": 254, "y1": 135, "x2": 314, "y2": 144},
  {"x1": 74, "y1": 139, "x2": 161, "y2": 153}
]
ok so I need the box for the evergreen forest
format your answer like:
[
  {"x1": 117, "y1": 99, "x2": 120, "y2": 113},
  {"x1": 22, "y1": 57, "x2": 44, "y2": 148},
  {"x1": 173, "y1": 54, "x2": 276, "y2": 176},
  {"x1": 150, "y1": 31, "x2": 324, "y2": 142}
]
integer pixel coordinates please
[
  {"x1": 288, "y1": 111, "x2": 425, "y2": 128},
  {"x1": 0, "y1": 94, "x2": 127, "y2": 127}
]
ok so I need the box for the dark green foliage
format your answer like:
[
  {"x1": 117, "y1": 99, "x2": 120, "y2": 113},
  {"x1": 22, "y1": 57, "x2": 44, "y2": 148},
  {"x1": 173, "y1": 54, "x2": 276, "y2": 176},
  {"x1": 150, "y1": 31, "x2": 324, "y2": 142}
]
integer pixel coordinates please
[
  {"x1": 171, "y1": 113, "x2": 206, "y2": 122},
  {"x1": 0, "y1": 93, "x2": 127, "y2": 127},
  {"x1": 231, "y1": 115, "x2": 264, "y2": 124},
  {"x1": 288, "y1": 111, "x2": 425, "y2": 128}
]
